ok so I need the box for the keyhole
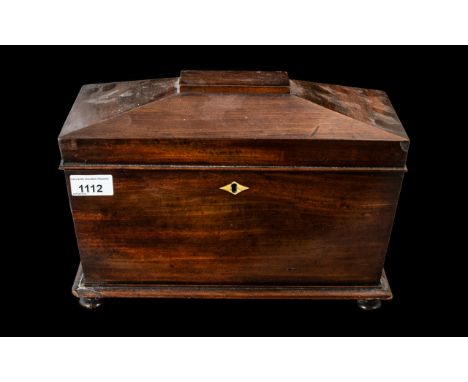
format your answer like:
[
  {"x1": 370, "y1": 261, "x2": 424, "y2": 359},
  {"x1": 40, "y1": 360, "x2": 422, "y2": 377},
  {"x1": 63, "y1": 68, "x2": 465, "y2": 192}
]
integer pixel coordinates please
[{"x1": 231, "y1": 183, "x2": 237, "y2": 194}]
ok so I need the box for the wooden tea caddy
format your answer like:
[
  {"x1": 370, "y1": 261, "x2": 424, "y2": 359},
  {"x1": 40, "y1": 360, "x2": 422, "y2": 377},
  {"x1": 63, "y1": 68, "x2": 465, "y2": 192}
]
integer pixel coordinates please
[{"x1": 58, "y1": 70, "x2": 408, "y2": 310}]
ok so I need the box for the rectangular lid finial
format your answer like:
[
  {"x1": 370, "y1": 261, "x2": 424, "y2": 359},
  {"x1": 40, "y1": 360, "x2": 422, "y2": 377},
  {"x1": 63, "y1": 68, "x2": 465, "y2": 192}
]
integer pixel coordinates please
[{"x1": 179, "y1": 70, "x2": 290, "y2": 94}]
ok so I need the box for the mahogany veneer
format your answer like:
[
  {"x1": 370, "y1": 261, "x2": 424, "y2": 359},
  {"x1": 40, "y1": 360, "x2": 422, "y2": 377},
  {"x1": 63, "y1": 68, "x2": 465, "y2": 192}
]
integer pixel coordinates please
[{"x1": 59, "y1": 70, "x2": 408, "y2": 309}]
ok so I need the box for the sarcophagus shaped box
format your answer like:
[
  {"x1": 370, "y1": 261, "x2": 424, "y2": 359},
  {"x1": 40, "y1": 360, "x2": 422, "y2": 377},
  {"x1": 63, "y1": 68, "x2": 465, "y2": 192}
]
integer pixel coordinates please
[{"x1": 59, "y1": 71, "x2": 408, "y2": 310}]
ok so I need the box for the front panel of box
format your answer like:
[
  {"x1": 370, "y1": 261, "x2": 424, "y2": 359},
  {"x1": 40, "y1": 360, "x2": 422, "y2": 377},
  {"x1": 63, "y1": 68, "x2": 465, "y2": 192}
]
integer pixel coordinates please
[{"x1": 66, "y1": 169, "x2": 402, "y2": 286}]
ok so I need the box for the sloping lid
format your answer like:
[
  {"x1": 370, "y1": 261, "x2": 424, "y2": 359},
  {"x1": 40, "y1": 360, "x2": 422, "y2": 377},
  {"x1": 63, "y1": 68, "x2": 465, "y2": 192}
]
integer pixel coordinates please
[{"x1": 59, "y1": 71, "x2": 408, "y2": 167}]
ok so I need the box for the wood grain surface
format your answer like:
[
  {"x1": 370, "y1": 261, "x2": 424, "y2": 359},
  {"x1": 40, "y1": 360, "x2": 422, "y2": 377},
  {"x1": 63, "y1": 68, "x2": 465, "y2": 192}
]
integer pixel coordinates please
[
  {"x1": 290, "y1": 80, "x2": 408, "y2": 139},
  {"x1": 66, "y1": 169, "x2": 403, "y2": 285},
  {"x1": 59, "y1": 71, "x2": 409, "y2": 299},
  {"x1": 60, "y1": 78, "x2": 178, "y2": 137},
  {"x1": 73, "y1": 264, "x2": 393, "y2": 300},
  {"x1": 180, "y1": 70, "x2": 289, "y2": 86},
  {"x1": 59, "y1": 89, "x2": 408, "y2": 167}
]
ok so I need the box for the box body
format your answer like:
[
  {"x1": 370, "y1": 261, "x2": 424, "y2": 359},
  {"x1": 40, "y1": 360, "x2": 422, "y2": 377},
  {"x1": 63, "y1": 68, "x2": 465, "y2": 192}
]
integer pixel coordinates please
[
  {"x1": 65, "y1": 168, "x2": 403, "y2": 285},
  {"x1": 59, "y1": 71, "x2": 408, "y2": 298}
]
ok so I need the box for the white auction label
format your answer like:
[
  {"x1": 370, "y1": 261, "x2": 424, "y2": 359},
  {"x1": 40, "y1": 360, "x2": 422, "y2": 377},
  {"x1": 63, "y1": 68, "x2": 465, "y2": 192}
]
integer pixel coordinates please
[{"x1": 70, "y1": 175, "x2": 114, "y2": 196}]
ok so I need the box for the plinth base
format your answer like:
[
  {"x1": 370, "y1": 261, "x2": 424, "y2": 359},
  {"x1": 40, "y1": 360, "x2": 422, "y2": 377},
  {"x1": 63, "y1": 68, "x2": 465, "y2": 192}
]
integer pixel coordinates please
[{"x1": 73, "y1": 264, "x2": 392, "y2": 309}]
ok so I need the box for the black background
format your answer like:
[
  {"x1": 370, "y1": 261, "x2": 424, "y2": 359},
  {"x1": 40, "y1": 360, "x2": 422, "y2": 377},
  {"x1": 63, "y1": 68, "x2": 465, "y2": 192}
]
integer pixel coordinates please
[{"x1": 3, "y1": 47, "x2": 464, "y2": 336}]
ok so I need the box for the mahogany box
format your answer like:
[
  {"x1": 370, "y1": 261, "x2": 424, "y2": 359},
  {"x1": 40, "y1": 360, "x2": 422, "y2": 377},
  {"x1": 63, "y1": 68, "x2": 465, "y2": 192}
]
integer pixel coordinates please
[{"x1": 58, "y1": 70, "x2": 408, "y2": 310}]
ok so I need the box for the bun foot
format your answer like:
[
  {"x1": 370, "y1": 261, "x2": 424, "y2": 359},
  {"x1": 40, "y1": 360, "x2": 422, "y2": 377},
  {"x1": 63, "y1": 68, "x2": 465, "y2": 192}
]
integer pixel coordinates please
[
  {"x1": 79, "y1": 297, "x2": 103, "y2": 309},
  {"x1": 357, "y1": 299, "x2": 382, "y2": 311}
]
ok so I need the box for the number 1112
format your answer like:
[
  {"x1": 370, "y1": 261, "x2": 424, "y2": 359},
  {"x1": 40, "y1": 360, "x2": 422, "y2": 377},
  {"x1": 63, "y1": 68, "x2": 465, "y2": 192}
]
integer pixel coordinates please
[{"x1": 79, "y1": 184, "x2": 103, "y2": 193}]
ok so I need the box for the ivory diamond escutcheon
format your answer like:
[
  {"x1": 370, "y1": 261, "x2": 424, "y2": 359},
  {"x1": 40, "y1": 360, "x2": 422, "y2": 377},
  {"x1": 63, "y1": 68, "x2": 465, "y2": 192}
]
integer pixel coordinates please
[{"x1": 219, "y1": 181, "x2": 249, "y2": 195}]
